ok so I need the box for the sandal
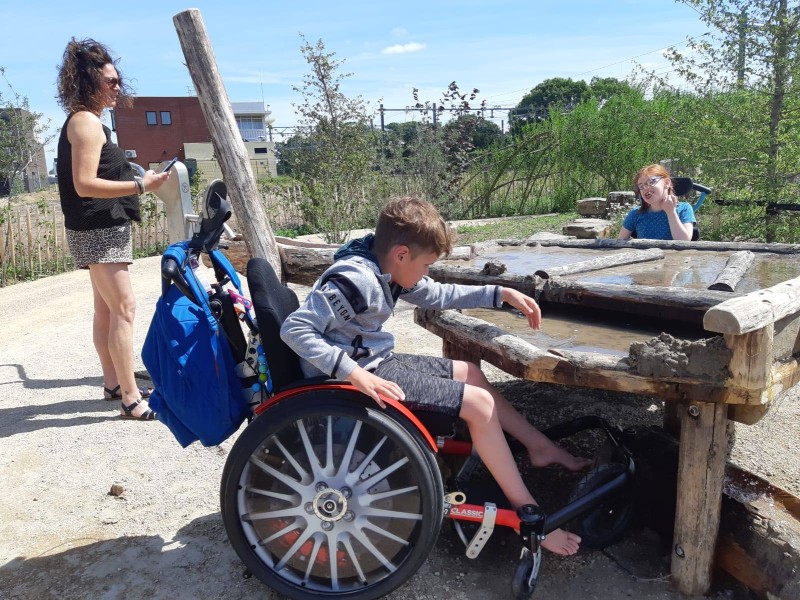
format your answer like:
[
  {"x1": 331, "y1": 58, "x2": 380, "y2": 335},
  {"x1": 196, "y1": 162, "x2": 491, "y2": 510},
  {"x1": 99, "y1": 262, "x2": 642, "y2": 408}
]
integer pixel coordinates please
[
  {"x1": 104, "y1": 385, "x2": 153, "y2": 401},
  {"x1": 120, "y1": 399, "x2": 156, "y2": 421}
]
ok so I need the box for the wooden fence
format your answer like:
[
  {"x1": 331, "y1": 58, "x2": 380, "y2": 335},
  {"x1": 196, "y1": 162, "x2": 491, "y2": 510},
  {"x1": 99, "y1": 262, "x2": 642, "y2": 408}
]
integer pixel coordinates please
[{"x1": 0, "y1": 202, "x2": 169, "y2": 287}]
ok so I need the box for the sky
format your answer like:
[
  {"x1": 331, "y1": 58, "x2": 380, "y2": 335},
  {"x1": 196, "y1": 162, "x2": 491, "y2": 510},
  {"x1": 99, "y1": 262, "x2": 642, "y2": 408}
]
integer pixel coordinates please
[{"x1": 1, "y1": 0, "x2": 711, "y2": 170}]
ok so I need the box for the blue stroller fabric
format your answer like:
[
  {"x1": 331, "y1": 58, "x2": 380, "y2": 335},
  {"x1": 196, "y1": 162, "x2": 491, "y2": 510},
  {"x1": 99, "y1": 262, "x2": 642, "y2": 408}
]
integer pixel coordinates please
[{"x1": 143, "y1": 241, "x2": 250, "y2": 447}]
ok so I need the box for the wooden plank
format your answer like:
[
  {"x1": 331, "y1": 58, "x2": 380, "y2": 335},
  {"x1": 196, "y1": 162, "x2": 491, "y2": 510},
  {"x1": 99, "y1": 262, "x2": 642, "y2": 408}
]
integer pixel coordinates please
[
  {"x1": 707, "y1": 251, "x2": 754, "y2": 292},
  {"x1": 671, "y1": 401, "x2": 729, "y2": 595},
  {"x1": 442, "y1": 339, "x2": 481, "y2": 363},
  {"x1": 535, "y1": 248, "x2": 664, "y2": 279},
  {"x1": 173, "y1": 8, "x2": 282, "y2": 278},
  {"x1": 703, "y1": 275, "x2": 800, "y2": 334}
]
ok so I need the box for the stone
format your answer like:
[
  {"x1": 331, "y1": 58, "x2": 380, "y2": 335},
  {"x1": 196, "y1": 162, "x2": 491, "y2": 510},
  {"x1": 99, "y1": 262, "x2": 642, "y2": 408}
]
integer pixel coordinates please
[{"x1": 577, "y1": 197, "x2": 607, "y2": 217}]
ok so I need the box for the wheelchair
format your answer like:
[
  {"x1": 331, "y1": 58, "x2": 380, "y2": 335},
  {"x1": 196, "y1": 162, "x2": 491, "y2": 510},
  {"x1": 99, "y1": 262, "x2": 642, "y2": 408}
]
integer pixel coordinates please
[{"x1": 155, "y1": 180, "x2": 639, "y2": 600}]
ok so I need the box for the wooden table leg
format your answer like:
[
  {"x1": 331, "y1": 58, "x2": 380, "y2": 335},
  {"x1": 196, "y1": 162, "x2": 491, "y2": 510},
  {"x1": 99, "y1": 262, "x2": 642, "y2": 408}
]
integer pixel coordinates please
[
  {"x1": 671, "y1": 400, "x2": 729, "y2": 595},
  {"x1": 662, "y1": 400, "x2": 682, "y2": 437}
]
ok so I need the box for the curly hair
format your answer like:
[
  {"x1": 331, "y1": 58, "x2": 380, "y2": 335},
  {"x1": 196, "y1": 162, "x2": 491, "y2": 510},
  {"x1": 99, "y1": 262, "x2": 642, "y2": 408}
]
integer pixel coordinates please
[
  {"x1": 56, "y1": 37, "x2": 132, "y2": 114},
  {"x1": 373, "y1": 196, "x2": 454, "y2": 258}
]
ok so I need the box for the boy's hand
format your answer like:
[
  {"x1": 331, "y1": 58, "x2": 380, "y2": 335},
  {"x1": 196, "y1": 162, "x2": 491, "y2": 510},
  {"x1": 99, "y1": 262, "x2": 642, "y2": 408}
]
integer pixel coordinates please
[
  {"x1": 346, "y1": 366, "x2": 405, "y2": 409},
  {"x1": 501, "y1": 287, "x2": 541, "y2": 330}
]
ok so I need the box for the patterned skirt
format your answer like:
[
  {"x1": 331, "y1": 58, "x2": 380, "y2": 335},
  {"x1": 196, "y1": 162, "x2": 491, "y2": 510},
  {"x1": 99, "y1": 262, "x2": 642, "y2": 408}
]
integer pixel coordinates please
[{"x1": 65, "y1": 223, "x2": 133, "y2": 269}]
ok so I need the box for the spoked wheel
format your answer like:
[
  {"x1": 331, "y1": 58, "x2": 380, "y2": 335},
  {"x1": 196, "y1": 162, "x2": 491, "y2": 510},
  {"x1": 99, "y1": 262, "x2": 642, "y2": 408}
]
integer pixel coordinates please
[
  {"x1": 511, "y1": 547, "x2": 541, "y2": 600},
  {"x1": 221, "y1": 389, "x2": 444, "y2": 600},
  {"x1": 569, "y1": 462, "x2": 633, "y2": 549}
]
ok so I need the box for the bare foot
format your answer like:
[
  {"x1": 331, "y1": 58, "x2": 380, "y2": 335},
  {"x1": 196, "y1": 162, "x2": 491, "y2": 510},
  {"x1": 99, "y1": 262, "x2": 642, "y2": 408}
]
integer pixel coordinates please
[
  {"x1": 540, "y1": 528, "x2": 581, "y2": 556},
  {"x1": 528, "y1": 444, "x2": 592, "y2": 471}
]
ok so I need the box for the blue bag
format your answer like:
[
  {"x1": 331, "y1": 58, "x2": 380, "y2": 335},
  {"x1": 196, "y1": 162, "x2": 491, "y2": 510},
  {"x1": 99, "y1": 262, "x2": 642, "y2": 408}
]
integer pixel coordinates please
[{"x1": 142, "y1": 241, "x2": 249, "y2": 447}]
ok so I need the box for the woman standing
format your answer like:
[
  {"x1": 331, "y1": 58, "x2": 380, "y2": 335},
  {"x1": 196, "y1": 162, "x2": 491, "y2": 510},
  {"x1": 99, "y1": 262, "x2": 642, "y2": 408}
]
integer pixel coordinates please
[
  {"x1": 56, "y1": 38, "x2": 169, "y2": 420},
  {"x1": 618, "y1": 164, "x2": 695, "y2": 241}
]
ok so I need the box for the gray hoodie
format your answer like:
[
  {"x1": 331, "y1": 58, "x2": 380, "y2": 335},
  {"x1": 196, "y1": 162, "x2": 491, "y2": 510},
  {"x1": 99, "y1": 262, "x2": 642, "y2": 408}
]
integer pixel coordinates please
[{"x1": 280, "y1": 234, "x2": 502, "y2": 379}]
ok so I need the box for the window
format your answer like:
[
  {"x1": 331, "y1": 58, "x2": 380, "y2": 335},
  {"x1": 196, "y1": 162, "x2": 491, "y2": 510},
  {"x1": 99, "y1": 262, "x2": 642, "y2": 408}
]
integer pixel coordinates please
[
  {"x1": 146, "y1": 111, "x2": 157, "y2": 126},
  {"x1": 160, "y1": 111, "x2": 172, "y2": 126},
  {"x1": 236, "y1": 115, "x2": 265, "y2": 141},
  {"x1": 254, "y1": 147, "x2": 268, "y2": 154}
]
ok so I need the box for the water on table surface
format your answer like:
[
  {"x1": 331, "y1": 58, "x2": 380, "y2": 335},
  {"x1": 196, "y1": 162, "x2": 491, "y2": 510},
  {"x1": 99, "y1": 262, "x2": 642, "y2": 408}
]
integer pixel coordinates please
[
  {"x1": 451, "y1": 246, "x2": 800, "y2": 294},
  {"x1": 465, "y1": 305, "x2": 707, "y2": 357}
]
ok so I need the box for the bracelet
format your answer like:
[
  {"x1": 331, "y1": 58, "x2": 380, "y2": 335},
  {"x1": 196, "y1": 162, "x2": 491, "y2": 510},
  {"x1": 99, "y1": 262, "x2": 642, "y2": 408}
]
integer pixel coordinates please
[{"x1": 133, "y1": 176, "x2": 145, "y2": 195}]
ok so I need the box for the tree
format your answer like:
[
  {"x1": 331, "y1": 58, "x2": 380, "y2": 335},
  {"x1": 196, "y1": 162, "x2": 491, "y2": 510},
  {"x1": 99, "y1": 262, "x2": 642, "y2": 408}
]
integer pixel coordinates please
[
  {"x1": 664, "y1": 0, "x2": 800, "y2": 207},
  {"x1": 513, "y1": 77, "x2": 590, "y2": 124},
  {"x1": 588, "y1": 77, "x2": 641, "y2": 102},
  {"x1": 0, "y1": 67, "x2": 52, "y2": 199},
  {"x1": 290, "y1": 36, "x2": 380, "y2": 242},
  {"x1": 442, "y1": 114, "x2": 502, "y2": 151}
]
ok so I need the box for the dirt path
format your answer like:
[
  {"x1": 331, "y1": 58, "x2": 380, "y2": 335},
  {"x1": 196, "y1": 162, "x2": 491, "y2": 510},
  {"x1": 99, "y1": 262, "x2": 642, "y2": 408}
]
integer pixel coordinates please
[{"x1": 0, "y1": 256, "x2": 795, "y2": 599}]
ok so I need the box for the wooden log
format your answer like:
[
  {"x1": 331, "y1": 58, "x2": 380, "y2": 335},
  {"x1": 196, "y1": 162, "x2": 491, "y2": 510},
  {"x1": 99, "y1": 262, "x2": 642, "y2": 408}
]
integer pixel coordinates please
[
  {"x1": 707, "y1": 250, "x2": 754, "y2": 292},
  {"x1": 281, "y1": 244, "x2": 337, "y2": 286},
  {"x1": 537, "y1": 237, "x2": 800, "y2": 255},
  {"x1": 428, "y1": 264, "x2": 539, "y2": 297},
  {"x1": 442, "y1": 339, "x2": 481, "y2": 363},
  {"x1": 671, "y1": 400, "x2": 729, "y2": 595},
  {"x1": 541, "y1": 278, "x2": 731, "y2": 325},
  {"x1": 535, "y1": 248, "x2": 664, "y2": 279},
  {"x1": 173, "y1": 9, "x2": 282, "y2": 278},
  {"x1": 703, "y1": 274, "x2": 800, "y2": 334}
]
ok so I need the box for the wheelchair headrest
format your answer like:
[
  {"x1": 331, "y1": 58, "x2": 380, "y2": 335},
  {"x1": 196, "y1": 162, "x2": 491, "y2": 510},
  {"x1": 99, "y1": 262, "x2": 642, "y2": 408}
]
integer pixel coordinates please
[
  {"x1": 671, "y1": 177, "x2": 712, "y2": 197},
  {"x1": 189, "y1": 180, "x2": 232, "y2": 252}
]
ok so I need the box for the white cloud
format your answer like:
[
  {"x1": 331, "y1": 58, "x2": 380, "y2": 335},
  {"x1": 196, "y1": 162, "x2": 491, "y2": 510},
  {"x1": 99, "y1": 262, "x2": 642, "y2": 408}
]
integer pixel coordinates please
[{"x1": 381, "y1": 42, "x2": 426, "y2": 55}]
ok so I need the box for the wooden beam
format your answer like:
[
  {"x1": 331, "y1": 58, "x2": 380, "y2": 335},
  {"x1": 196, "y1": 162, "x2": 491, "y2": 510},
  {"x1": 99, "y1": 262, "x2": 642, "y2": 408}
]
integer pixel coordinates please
[
  {"x1": 535, "y1": 248, "x2": 664, "y2": 279},
  {"x1": 671, "y1": 401, "x2": 729, "y2": 595},
  {"x1": 707, "y1": 250, "x2": 754, "y2": 292},
  {"x1": 703, "y1": 275, "x2": 800, "y2": 334},
  {"x1": 724, "y1": 325, "x2": 774, "y2": 393},
  {"x1": 173, "y1": 9, "x2": 282, "y2": 278}
]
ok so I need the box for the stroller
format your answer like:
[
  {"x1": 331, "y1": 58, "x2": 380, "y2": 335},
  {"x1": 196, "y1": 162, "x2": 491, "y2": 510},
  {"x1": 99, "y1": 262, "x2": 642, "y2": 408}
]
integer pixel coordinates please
[{"x1": 144, "y1": 180, "x2": 639, "y2": 600}]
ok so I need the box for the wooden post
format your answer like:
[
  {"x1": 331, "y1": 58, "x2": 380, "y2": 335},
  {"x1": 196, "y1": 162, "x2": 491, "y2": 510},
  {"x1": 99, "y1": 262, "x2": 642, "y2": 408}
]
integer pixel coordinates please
[
  {"x1": 671, "y1": 400, "x2": 729, "y2": 595},
  {"x1": 173, "y1": 8, "x2": 282, "y2": 278}
]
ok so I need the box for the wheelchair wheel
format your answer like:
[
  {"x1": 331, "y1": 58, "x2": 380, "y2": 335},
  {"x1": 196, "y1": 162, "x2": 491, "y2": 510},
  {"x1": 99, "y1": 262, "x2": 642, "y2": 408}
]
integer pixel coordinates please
[
  {"x1": 568, "y1": 462, "x2": 633, "y2": 549},
  {"x1": 221, "y1": 389, "x2": 444, "y2": 600},
  {"x1": 511, "y1": 547, "x2": 540, "y2": 600}
]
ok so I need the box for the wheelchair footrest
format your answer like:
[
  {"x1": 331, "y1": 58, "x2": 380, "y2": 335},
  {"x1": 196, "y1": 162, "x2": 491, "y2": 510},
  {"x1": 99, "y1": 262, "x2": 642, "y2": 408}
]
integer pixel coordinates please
[{"x1": 466, "y1": 503, "x2": 497, "y2": 559}]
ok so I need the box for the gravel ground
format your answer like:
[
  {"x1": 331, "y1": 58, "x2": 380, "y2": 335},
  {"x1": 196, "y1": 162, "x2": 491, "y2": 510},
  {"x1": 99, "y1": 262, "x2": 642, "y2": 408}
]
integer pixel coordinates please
[{"x1": 0, "y1": 255, "x2": 796, "y2": 600}]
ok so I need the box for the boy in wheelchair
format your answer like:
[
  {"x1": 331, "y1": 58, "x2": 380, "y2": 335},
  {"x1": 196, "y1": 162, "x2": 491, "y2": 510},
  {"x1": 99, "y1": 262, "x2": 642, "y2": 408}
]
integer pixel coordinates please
[{"x1": 280, "y1": 196, "x2": 591, "y2": 556}]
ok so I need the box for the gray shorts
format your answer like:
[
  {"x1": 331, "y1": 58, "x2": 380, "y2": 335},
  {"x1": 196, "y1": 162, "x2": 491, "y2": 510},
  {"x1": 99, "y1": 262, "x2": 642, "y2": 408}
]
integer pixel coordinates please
[{"x1": 372, "y1": 353, "x2": 464, "y2": 419}]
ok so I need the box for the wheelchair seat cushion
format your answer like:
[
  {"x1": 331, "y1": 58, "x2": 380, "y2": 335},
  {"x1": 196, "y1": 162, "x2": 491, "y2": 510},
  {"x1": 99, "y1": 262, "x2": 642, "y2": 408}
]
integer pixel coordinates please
[{"x1": 246, "y1": 258, "x2": 304, "y2": 392}]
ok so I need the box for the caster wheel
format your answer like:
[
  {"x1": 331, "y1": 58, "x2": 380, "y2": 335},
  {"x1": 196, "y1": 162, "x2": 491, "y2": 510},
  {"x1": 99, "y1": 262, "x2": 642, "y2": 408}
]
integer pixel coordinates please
[{"x1": 511, "y1": 547, "x2": 541, "y2": 600}]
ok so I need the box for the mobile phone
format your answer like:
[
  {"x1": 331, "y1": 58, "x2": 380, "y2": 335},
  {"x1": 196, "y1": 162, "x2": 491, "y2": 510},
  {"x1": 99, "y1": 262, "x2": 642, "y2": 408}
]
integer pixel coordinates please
[{"x1": 159, "y1": 157, "x2": 179, "y2": 173}]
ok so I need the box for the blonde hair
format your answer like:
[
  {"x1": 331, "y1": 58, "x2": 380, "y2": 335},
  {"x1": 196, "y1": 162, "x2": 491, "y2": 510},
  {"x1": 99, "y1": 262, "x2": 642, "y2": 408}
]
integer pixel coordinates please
[
  {"x1": 633, "y1": 163, "x2": 673, "y2": 212},
  {"x1": 373, "y1": 196, "x2": 454, "y2": 258}
]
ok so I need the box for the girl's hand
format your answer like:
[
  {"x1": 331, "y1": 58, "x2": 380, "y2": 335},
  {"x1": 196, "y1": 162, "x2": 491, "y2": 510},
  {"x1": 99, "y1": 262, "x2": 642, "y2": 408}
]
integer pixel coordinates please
[
  {"x1": 501, "y1": 287, "x2": 541, "y2": 330},
  {"x1": 663, "y1": 193, "x2": 678, "y2": 214}
]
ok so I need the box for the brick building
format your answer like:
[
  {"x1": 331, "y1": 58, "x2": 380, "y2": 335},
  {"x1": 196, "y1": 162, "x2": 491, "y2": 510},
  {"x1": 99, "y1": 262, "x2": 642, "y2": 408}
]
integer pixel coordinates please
[{"x1": 113, "y1": 97, "x2": 276, "y2": 182}]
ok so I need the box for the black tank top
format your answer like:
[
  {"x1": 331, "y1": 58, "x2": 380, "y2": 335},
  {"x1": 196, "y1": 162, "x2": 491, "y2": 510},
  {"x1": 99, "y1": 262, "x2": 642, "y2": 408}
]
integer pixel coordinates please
[{"x1": 57, "y1": 113, "x2": 141, "y2": 231}]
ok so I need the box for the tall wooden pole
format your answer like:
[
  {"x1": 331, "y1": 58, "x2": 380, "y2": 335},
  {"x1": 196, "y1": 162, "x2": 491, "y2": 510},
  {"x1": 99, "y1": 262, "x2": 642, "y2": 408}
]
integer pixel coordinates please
[{"x1": 173, "y1": 8, "x2": 281, "y2": 277}]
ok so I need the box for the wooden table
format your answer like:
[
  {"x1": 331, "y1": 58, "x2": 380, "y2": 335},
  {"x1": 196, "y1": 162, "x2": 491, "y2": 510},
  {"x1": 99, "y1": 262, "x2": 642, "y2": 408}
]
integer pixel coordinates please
[{"x1": 416, "y1": 237, "x2": 800, "y2": 596}]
